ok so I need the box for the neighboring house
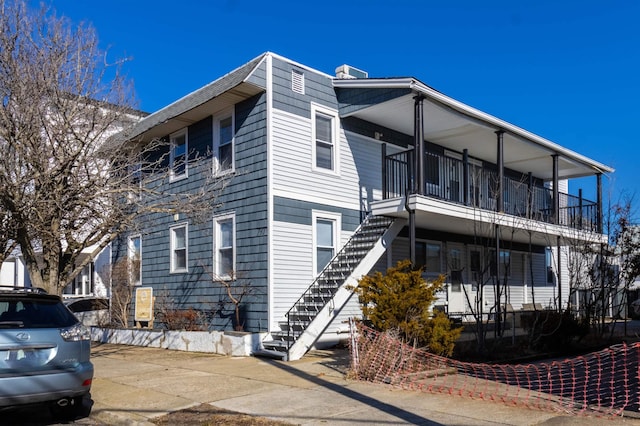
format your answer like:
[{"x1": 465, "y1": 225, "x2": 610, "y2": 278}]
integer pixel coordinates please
[
  {"x1": 115, "y1": 52, "x2": 613, "y2": 360},
  {"x1": 0, "y1": 245, "x2": 110, "y2": 299}
]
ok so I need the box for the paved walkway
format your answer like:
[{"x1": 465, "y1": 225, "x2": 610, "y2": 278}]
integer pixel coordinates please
[{"x1": 88, "y1": 343, "x2": 640, "y2": 426}]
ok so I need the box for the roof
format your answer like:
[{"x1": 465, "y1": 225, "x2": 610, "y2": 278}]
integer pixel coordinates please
[
  {"x1": 334, "y1": 77, "x2": 614, "y2": 180},
  {"x1": 123, "y1": 53, "x2": 267, "y2": 142}
]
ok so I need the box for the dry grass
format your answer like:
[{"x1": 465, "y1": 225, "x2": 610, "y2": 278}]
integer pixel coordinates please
[{"x1": 152, "y1": 403, "x2": 293, "y2": 426}]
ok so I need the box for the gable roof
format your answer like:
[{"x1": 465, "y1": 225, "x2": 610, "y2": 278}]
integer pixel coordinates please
[{"x1": 124, "y1": 53, "x2": 267, "y2": 141}]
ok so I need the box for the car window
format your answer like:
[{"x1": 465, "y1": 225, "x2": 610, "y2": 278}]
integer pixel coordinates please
[{"x1": 0, "y1": 297, "x2": 78, "y2": 329}]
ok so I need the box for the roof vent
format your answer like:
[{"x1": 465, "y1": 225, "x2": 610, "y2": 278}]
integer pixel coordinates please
[{"x1": 335, "y1": 64, "x2": 368, "y2": 79}]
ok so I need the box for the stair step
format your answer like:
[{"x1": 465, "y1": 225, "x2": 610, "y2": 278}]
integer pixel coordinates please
[{"x1": 253, "y1": 348, "x2": 287, "y2": 360}]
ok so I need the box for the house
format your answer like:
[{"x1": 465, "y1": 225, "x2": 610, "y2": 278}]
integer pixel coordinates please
[
  {"x1": 0, "y1": 245, "x2": 111, "y2": 299},
  {"x1": 116, "y1": 52, "x2": 613, "y2": 360}
]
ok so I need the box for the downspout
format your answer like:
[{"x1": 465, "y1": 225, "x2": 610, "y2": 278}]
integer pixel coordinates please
[
  {"x1": 495, "y1": 130, "x2": 504, "y2": 336},
  {"x1": 408, "y1": 95, "x2": 425, "y2": 267}
]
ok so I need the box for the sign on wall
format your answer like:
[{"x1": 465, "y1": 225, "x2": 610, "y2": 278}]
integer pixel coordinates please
[{"x1": 134, "y1": 287, "x2": 154, "y2": 324}]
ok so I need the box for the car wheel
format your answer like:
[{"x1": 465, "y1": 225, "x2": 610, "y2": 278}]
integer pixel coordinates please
[{"x1": 50, "y1": 395, "x2": 84, "y2": 421}]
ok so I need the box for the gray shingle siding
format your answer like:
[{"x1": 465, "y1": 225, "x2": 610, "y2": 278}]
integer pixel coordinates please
[
  {"x1": 115, "y1": 91, "x2": 269, "y2": 332},
  {"x1": 272, "y1": 57, "x2": 337, "y2": 119},
  {"x1": 336, "y1": 87, "x2": 411, "y2": 116},
  {"x1": 274, "y1": 196, "x2": 361, "y2": 232}
]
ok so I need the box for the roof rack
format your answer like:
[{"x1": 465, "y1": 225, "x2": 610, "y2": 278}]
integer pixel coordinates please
[{"x1": 0, "y1": 286, "x2": 48, "y2": 294}]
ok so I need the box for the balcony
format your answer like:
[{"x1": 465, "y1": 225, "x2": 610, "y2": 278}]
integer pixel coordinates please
[{"x1": 378, "y1": 148, "x2": 602, "y2": 244}]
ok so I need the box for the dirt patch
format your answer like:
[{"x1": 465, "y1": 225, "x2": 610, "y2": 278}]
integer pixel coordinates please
[{"x1": 152, "y1": 403, "x2": 293, "y2": 426}]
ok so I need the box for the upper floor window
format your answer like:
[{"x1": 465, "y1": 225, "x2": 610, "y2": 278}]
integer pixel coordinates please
[
  {"x1": 214, "y1": 112, "x2": 234, "y2": 173},
  {"x1": 129, "y1": 235, "x2": 142, "y2": 286},
  {"x1": 170, "y1": 130, "x2": 188, "y2": 180},
  {"x1": 170, "y1": 224, "x2": 188, "y2": 273},
  {"x1": 213, "y1": 214, "x2": 235, "y2": 278},
  {"x1": 311, "y1": 104, "x2": 338, "y2": 173}
]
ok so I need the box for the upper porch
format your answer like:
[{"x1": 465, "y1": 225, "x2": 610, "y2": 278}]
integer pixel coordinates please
[{"x1": 334, "y1": 77, "x2": 613, "y2": 246}]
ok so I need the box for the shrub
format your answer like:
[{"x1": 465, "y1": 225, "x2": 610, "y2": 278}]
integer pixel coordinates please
[
  {"x1": 354, "y1": 259, "x2": 462, "y2": 356},
  {"x1": 158, "y1": 308, "x2": 205, "y2": 331},
  {"x1": 522, "y1": 309, "x2": 589, "y2": 352}
]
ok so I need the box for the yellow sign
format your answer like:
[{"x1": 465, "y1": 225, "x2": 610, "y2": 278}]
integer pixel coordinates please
[{"x1": 134, "y1": 287, "x2": 154, "y2": 322}]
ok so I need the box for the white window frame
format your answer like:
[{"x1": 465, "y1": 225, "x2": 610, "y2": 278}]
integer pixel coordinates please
[
  {"x1": 170, "y1": 129, "x2": 188, "y2": 181},
  {"x1": 312, "y1": 211, "x2": 341, "y2": 275},
  {"x1": 128, "y1": 235, "x2": 142, "y2": 286},
  {"x1": 311, "y1": 103, "x2": 339, "y2": 175},
  {"x1": 213, "y1": 213, "x2": 235, "y2": 279},
  {"x1": 170, "y1": 223, "x2": 188, "y2": 273},
  {"x1": 213, "y1": 110, "x2": 235, "y2": 174}
]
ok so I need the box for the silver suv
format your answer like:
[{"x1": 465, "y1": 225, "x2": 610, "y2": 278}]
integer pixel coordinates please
[{"x1": 0, "y1": 286, "x2": 93, "y2": 419}]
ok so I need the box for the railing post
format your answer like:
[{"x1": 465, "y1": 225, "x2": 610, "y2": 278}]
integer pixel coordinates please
[
  {"x1": 578, "y1": 188, "x2": 583, "y2": 230},
  {"x1": 527, "y1": 172, "x2": 533, "y2": 219},
  {"x1": 552, "y1": 154, "x2": 559, "y2": 225},
  {"x1": 414, "y1": 95, "x2": 425, "y2": 195},
  {"x1": 381, "y1": 143, "x2": 387, "y2": 199},
  {"x1": 597, "y1": 173, "x2": 603, "y2": 233},
  {"x1": 463, "y1": 149, "x2": 470, "y2": 206},
  {"x1": 495, "y1": 130, "x2": 504, "y2": 212}
]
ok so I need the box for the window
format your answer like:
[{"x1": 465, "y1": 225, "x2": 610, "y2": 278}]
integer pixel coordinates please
[
  {"x1": 170, "y1": 224, "x2": 188, "y2": 273},
  {"x1": 415, "y1": 241, "x2": 441, "y2": 273},
  {"x1": 128, "y1": 161, "x2": 142, "y2": 201},
  {"x1": 449, "y1": 248, "x2": 462, "y2": 291},
  {"x1": 214, "y1": 113, "x2": 234, "y2": 173},
  {"x1": 313, "y1": 211, "x2": 340, "y2": 274},
  {"x1": 545, "y1": 248, "x2": 554, "y2": 284},
  {"x1": 469, "y1": 249, "x2": 481, "y2": 290},
  {"x1": 291, "y1": 69, "x2": 304, "y2": 94},
  {"x1": 490, "y1": 249, "x2": 510, "y2": 278},
  {"x1": 170, "y1": 130, "x2": 187, "y2": 180},
  {"x1": 311, "y1": 104, "x2": 338, "y2": 173},
  {"x1": 129, "y1": 235, "x2": 142, "y2": 286},
  {"x1": 214, "y1": 215, "x2": 235, "y2": 277}
]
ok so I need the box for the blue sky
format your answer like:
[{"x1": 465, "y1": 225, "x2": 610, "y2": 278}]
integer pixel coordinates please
[{"x1": 37, "y1": 0, "x2": 639, "y2": 205}]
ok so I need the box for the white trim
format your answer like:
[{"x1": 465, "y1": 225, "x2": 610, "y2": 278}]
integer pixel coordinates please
[
  {"x1": 212, "y1": 108, "x2": 235, "y2": 175},
  {"x1": 310, "y1": 103, "x2": 340, "y2": 176},
  {"x1": 311, "y1": 210, "x2": 341, "y2": 276},
  {"x1": 213, "y1": 213, "x2": 236, "y2": 279},
  {"x1": 170, "y1": 223, "x2": 189, "y2": 273},
  {"x1": 266, "y1": 53, "x2": 274, "y2": 332},
  {"x1": 169, "y1": 128, "x2": 188, "y2": 182}
]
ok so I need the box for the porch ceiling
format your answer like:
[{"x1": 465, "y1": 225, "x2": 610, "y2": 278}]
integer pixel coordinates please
[{"x1": 335, "y1": 79, "x2": 613, "y2": 181}]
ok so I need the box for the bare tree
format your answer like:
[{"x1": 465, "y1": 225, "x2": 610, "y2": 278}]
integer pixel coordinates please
[{"x1": 0, "y1": 1, "x2": 225, "y2": 294}]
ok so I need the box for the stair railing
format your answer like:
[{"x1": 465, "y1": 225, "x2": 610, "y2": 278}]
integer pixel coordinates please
[{"x1": 284, "y1": 214, "x2": 394, "y2": 349}]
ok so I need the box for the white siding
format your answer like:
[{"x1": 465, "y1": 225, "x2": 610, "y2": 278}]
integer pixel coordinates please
[
  {"x1": 272, "y1": 109, "x2": 388, "y2": 210},
  {"x1": 271, "y1": 218, "x2": 355, "y2": 330}
]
